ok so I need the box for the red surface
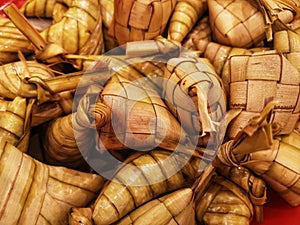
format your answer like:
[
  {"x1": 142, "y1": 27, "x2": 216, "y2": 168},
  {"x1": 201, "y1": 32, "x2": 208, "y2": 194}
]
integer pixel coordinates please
[
  {"x1": 0, "y1": 0, "x2": 25, "y2": 15},
  {"x1": 0, "y1": 0, "x2": 300, "y2": 224},
  {"x1": 251, "y1": 188, "x2": 300, "y2": 225}
]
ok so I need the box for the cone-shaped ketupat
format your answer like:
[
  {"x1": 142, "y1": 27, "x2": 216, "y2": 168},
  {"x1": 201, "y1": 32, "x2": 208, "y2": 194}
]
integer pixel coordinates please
[
  {"x1": 182, "y1": 16, "x2": 212, "y2": 51},
  {"x1": 0, "y1": 97, "x2": 33, "y2": 152},
  {"x1": 214, "y1": 102, "x2": 300, "y2": 207},
  {"x1": 195, "y1": 175, "x2": 254, "y2": 225},
  {"x1": 215, "y1": 166, "x2": 267, "y2": 223},
  {"x1": 42, "y1": 112, "x2": 91, "y2": 170},
  {"x1": 167, "y1": 0, "x2": 208, "y2": 43},
  {"x1": 115, "y1": 188, "x2": 196, "y2": 225},
  {"x1": 92, "y1": 149, "x2": 205, "y2": 225},
  {"x1": 0, "y1": 139, "x2": 104, "y2": 224},
  {"x1": 0, "y1": 60, "x2": 55, "y2": 100},
  {"x1": 208, "y1": 0, "x2": 299, "y2": 47},
  {"x1": 227, "y1": 50, "x2": 300, "y2": 138},
  {"x1": 163, "y1": 57, "x2": 227, "y2": 147},
  {"x1": 40, "y1": 0, "x2": 104, "y2": 55},
  {"x1": 109, "y1": 0, "x2": 176, "y2": 45},
  {"x1": 96, "y1": 73, "x2": 196, "y2": 154},
  {"x1": 207, "y1": 0, "x2": 266, "y2": 48},
  {"x1": 42, "y1": 86, "x2": 111, "y2": 170}
]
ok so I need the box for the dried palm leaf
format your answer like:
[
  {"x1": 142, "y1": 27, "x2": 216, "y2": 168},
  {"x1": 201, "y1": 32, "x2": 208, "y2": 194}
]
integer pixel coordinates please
[
  {"x1": 100, "y1": 0, "x2": 114, "y2": 29},
  {"x1": 109, "y1": 0, "x2": 176, "y2": 45},
  {"x1": 0, "y1": 139, "x2": 104, "y2": 224},
  {"x1": 92, "y1": 149, "x2": 206, "y2": 225},
  {"x1": 227, "y1": 50, "x2": 300, "y2": 138},
  {"x1": 103, "y1": 28, "x2": 119, "y2": 52},
  {"x1": 167, "y1": 0, "x2": 208, "y2": 43},
  {"x1": 42, "y1": 113, "x2": 90, "y2": 170},
  {"x1": 0, "y1": 98, "x2": 9, "y2": 111},
  {"x1": 295, "y1": 118, "x2": 300, "y2": 133},
  {"x1": 215, "y1": 102, "x2": 300, "y2": 206},
  {"x1": 65, "y1": 36, "x2": 180, "y2": 71},
  {"x1": 182, "y1": 16, "x2": 212, "y2": 51},
  {"x1": 0, "y1": 92, "x2": 71, "y2": 128}
]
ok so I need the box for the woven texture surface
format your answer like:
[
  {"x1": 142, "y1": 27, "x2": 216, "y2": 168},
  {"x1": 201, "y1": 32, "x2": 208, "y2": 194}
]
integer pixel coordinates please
[{"x1": 109, "y1": 0, "x2": 176, "y2": 45}]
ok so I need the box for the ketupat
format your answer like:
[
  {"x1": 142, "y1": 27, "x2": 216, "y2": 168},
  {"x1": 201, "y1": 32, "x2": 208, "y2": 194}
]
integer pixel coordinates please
[
  {"x1": 0, "y1": 17, "x2": 33, "y2": 65},
  {"x1": 0, "y1": 58, "x2": 110, "y2": 104},
  {"x1": 167, "y1": 0, "x2": 208, "y2": 43},
  {"x1": 0, "y1": 97, "x2": 33, "y2": 152},
  {"x1": 42, "y1": 85, "x2": 110, "y2": 170},
  {"x1": 96, "y1": 73, "x2": 196, "y2": 154},
  {"x1": 39, "y1": 0, "x2": 105, "y2": 55},
  {"x1": 255, "y1": 0, "x2": 300, "y2": 41},
  {"x1": 115, "y1": 188, "x2": 196, "y2": 225},
  {"x1": 92, "y1": 149, "x2": 207, "y2": 225},
  {"x1": 0, "y1": 0, "x2": 299, "y2": 223},
  {"x1": 207, "y1": 0, "x2": 296, "y2": 48},
  {"x1": 193, "y1": 163, "x2": 267, "y2": 225},
  {"x1": 182, "y1": 16, "x2": 212, "y2": 51},
  {"x1": 214, "y1": 102, "x2": 300, "y2": 207},
  {"x1": 207, "y1": 0, "x2": 266, "y2": 48},
  {"x1": 227, "y1": 51, "x2": 300, "y2": 138},
  {"x1": 20, "y1": 0, "x2": 58, "y2": 18},
  {"x1": 109, "y1": 0, "x2": 176, "y2": 45},
  {"x1": 196, "y1": 175, "x2": 255, "y2": 225},
  {"x1": 0, "y1": 93, "x2": 72, "y2": 128},
  {"x1": 0, "y1": 139, "x2": 104, "y2": 224},
  {"x1": 215, "y1": 166, "x2": 267, "y2": 223},
  {"x1": 0, "y1": 60, "x2": 55, "y2": 100},
  {"x1": 164, "y1": 57, "x2": 227, "y2": 147}
]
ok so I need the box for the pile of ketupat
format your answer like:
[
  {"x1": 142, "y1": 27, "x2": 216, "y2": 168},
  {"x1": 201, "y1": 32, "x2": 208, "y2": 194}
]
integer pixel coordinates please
[{"x1": 0, "y1": 0, "x2": 299, "y2": 224}]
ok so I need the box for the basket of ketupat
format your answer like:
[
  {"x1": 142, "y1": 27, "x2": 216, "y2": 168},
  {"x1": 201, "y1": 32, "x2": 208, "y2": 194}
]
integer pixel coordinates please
[{"x1": 0, "y1": 0, "x2": 299, "y2": 224}]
